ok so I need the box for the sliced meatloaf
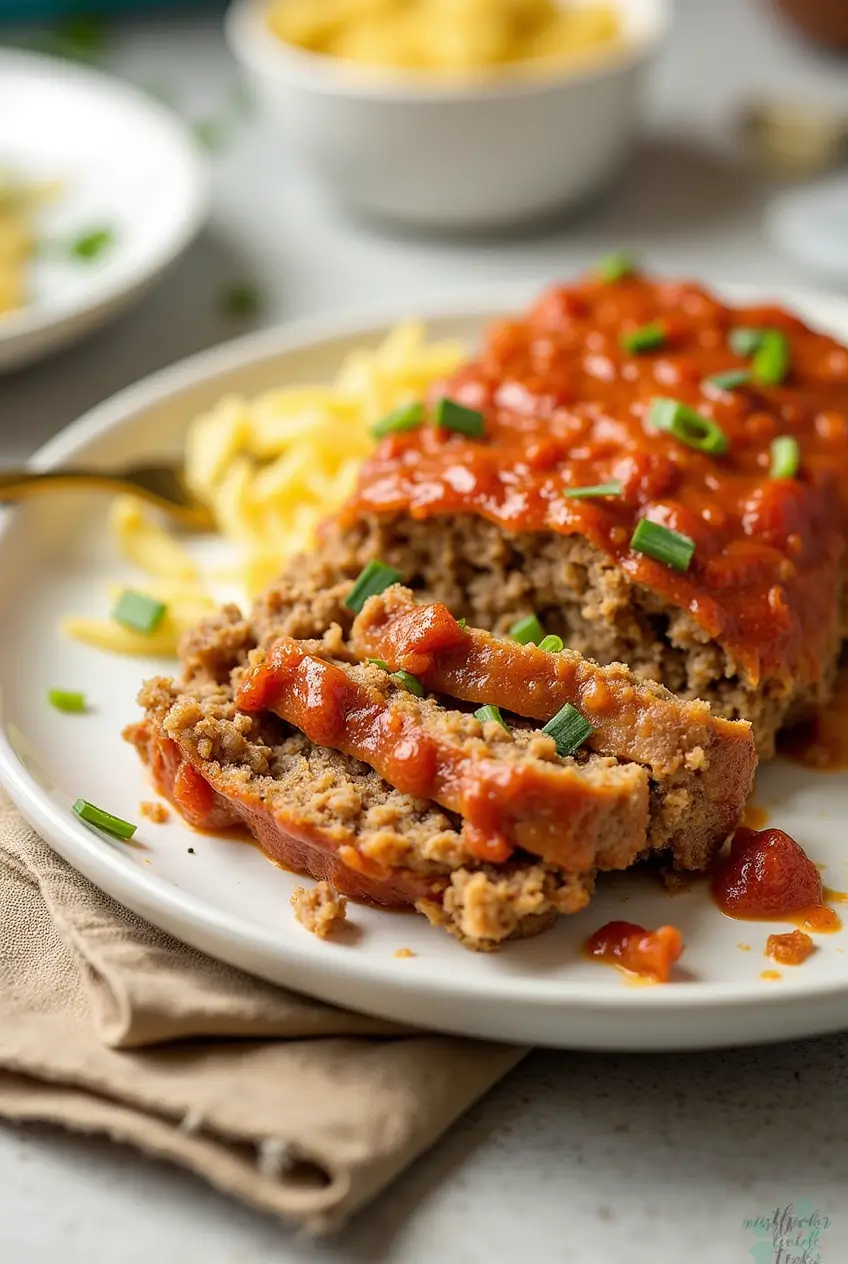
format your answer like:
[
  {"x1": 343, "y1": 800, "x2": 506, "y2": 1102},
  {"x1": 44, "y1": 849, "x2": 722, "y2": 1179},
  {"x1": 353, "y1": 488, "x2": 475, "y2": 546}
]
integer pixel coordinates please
[
  {"x1": 320, "y1": 272, "x2": 848, "y2": 757},
  {"x1": 235, "y1": 638, "x2": 651, "y2": 872},
  {"x1": 351, "y1": 585, "x2": 757, "y2": 868},
  {"x1": 127, "y1": 675, "x2": 594, "y2": 950}
]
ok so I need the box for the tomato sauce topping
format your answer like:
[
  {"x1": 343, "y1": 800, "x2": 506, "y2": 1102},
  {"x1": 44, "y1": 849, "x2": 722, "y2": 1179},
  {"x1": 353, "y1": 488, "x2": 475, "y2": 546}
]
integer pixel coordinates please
[
  {"x1": 766, "y1": 929, "x2": 815, "y2": 966},
  {"x1": 236, "y1": 639, "x2": 644, "y2": 870},
  {"x1": 343, "y1": 273, "x2": 848, "y2": 687},
  {"x1": 712, "y1": 826, "x2": 841, "y2": 931},
  {"x1": 585, "y1": 920, "x2": 683, "y2": 983}
]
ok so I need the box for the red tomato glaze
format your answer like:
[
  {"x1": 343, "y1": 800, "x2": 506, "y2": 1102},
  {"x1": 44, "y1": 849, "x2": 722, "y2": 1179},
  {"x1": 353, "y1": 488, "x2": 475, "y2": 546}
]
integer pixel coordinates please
[{"x1": 343, "y1": 273, "x2": 848, "y2": 689}]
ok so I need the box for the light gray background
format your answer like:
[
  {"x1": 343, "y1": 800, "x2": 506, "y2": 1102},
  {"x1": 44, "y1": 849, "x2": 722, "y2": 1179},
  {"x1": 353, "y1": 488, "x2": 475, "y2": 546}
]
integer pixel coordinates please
[{"x1": 1, "y1": 2, "x2": 847, "y2": 1260}]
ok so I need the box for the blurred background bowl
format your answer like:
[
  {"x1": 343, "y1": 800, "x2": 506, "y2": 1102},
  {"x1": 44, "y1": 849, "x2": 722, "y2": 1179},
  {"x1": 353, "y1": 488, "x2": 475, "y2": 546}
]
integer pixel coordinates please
[{"x1": 226, "y1": 0, "x2": 670, "y2": 232}]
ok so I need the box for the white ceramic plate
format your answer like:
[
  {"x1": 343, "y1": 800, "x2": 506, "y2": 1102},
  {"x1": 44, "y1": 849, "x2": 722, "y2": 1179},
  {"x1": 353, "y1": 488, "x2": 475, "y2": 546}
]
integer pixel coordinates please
[
  {"x1": 2, "y1": 284, "x2": 848, "y2": 1052},
  {"x1": 0, "y1": 49, "x2": 208, "y2": 372}
]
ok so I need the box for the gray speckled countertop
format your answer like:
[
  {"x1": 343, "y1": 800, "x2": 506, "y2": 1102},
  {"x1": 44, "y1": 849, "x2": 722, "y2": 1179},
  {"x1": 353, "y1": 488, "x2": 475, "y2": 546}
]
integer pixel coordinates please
[{"x1": 1, "y1": 2, "x2": 847, "y2": 1259}]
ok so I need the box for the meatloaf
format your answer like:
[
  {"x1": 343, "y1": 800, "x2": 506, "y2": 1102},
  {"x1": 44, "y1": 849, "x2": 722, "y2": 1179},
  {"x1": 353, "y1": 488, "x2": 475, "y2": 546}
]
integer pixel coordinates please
[
  {"x1": 351, "y1": 585, "x2": 756, "y2": 866},
  {"x1": 322, "y1": 272, "x2": 848, "y2": 757},
  {"x1": 236, "y1": 637, "x2": 651, "y2": 871},
  {"x1": 128, "y1": 673, "x2": 594, "y2": 950}
]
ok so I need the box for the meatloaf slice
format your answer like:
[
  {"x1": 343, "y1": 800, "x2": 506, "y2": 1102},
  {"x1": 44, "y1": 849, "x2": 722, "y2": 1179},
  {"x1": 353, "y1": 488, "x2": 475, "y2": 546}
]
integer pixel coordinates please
[
  {"x1": 126, "y1": 677, "x2": 594, "y2": 950},
  {"x1": 235, "y1": 639, "x2": 651, "y2": 873},
  {"x1": 351, "y1": 585, "x2": 757, "y2": 867},
  {"x1": 297, "y1": 514, "x2": 840, "y2": 760}
]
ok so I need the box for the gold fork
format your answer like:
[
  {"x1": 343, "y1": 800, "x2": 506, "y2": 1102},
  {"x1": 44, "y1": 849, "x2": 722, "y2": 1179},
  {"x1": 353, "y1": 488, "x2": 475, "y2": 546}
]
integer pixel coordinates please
[{"x1": 0, "y1": 462, "x2": 214, "y2": 531}]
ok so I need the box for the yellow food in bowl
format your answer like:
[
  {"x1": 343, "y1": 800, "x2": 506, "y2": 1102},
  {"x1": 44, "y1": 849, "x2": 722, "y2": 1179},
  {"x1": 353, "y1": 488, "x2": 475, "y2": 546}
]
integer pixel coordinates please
[{"x1": 266, "y1": 0, "x2": 621, "y2": 76}]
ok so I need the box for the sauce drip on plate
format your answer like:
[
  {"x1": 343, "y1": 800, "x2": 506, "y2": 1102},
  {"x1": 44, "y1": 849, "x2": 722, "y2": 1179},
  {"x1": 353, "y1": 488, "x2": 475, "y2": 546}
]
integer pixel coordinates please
[
  {"x1": 711, "y1": 826, "x2": 841, "y2": 931},
  {"x1": 584, "y1": 920, "x2": 683, "y2": 983}
]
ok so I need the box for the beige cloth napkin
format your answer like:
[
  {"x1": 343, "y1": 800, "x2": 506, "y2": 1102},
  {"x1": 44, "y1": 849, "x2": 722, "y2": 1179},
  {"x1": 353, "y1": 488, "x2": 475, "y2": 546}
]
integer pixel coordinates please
[{"x1": 0, "y1": 789, "x2": 525, "y2": 1232}]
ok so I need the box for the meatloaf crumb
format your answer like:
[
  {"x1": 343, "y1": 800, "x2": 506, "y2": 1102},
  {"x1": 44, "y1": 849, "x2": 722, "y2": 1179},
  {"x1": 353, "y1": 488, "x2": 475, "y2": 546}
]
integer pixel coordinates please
[
  {"x1": 291, "y1": 881, "x2": 348, "y2": 938},
  {"x1": 139, "y1": 800, "x2": 170, "y2": 824},
  {"x1": 416, "y1": 863, "x2": 593, "y2": 951}
]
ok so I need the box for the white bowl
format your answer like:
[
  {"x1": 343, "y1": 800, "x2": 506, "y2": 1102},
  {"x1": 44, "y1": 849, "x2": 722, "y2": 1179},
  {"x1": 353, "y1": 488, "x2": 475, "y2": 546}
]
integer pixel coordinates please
[{"x1": 226, "y1": 0, "x2": 671, "y2": 231}]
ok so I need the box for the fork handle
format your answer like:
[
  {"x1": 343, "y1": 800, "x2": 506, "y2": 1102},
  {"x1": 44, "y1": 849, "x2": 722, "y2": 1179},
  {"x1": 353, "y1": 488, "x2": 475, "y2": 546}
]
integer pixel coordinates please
[{"x1": 0, "y1": 469, "x2": 130, "y2": 500}]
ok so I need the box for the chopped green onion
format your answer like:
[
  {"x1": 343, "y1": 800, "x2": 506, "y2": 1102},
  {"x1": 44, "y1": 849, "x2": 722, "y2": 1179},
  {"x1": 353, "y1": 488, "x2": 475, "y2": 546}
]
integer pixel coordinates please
[
  {"x1": 367, "y1": 658, "x2": 390, "y2": 671},
  {"x1": 71, "y1": 227, "x2": 114, "y2": 260},
  {"x1": 456, "y1": 618, "x2": 468, "y2": 630},
  {"x1": 371, "y1": 401, "x2": 424, "y2": 439},
  {"x1": 23, "y1": 14, "x2": 109, "y2": 64},
  {"x1": 630, "y1": 519, "x2": 696, "y2": 572},
  {"x1": 770, "y1": 435, "x2": 800, "y2": 479},
  {"x1": 219, "y1": 283, "x2": 262, "y2": 318},
  {"x1": 48, "y1": 689, "x2": 87, "y2": 714},
  {"x1": 542, "y1": 703, "x2": 594, "y2": 757},
  {"x1": 433, "y1": 397, "x2": 486, "y2": 438},
  {"x1": 72, "y1": 799, "x2": 136, "y2": 841},
  {"x1": 620, "y1": 321, "x2": 665, "y2": 354},
  {"x1": 704, "y1": 368, "x2": 752, "y2": 391},
  {"x1": 111, "y1": 590, "x2": 167, "y2": 635},
  {"x1": 564, "y1": 481, "x2": 623, "y2": 500},
  {"x1": 193, "y1": 118, "x2": 228, "y2": 152},
  {"x1": 753, "y1": 330, "x2": 790, "y2": 386},
  {"x1": 728, "y1": 327, "x2": 767, "y2": 356},
  {"x1": 343, "y1": 560, "x2": 402, "y2": 613},
  {"x1": 648, "y1": 397, "x2": 729, "y2": 456},
  {"x1": 391, "y1": 670, "x2": 424, "y2": 697},
  {"x1": 595, "y1": 251, "x2": 636, "y2": 283},
  {"x1": 474, "y1": 704, "x2": 508, "y2": 729},
  {"x1": 508, "y1": 614, "x2": 545, "y2": 646},
  {"x1": 537, "y1": 635, "x2": 564, "y2": 653}
]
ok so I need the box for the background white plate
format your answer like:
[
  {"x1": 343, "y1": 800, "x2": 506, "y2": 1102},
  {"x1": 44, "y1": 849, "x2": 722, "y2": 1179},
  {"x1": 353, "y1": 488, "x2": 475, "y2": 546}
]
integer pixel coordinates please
[
  {"x1": 1, "y1": 285, "x2": 847, "y2": 1051},
  {"x1": 0, "y1": 49, "x2": 208, "y2": 372}
]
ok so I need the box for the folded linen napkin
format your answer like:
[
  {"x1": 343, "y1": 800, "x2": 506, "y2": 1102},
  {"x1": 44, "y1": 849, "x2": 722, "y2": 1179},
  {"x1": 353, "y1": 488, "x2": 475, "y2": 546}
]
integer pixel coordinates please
[{"x1": 0, "y1": 788, "x2": 525, "y2": 1232}]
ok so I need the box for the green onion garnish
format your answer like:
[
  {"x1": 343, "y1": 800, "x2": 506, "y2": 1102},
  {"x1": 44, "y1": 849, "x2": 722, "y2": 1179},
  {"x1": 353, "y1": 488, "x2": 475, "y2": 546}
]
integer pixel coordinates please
[
  {"x1": 508, "y1": 614, "x2": 545, "y2": 646},
  {"x1": 595, "y1": 251, "x2": 636, "y2": 283},
  {"x1": 391, "y1": 670, "x2": 424, "y2": 697},
  {"x1": 72, "y1": 799, "x2": 137, "y2": 841},
  {"x1": 770, "y1": 435, "x2": 800, "y2": 479},
  {"x1": 456, "y1": 618, "x2": 468, "y2": 630},
  {"x1": 729, "y1": 327, "x2": 767, "y2": 356},
  {"x1": 630, "y1": 519, "x2": 696, "y2": 572},
  {"x1": 620, "y1": 321, "x2": 665, "y2": 354},
  {"x1": 367, "y1": 658, "x2": 390, "y2": 671},
  {"x1": 343, "y1": 561, "x2": 402, "y2": 614},
  {"x1": 474, "y1": 704, "x2": 508, "y2": 729},
  {"x1": 564, "y1": 481, "x2": 623, "y2": 500},
  {"x1": 71, "y1": 227, "x2": 114, "y2": 260},
  {"x1": 433, "y1": 397, "x2": 486, "y2": 438},
  {"x1": 752, "y1": 330, "x2": 790, "y2": 386},
  {"x1": 704, "y1": 368, "x2": 752, "y2": 391},
  {"x1": 111, "y1": 590, "x2": 167, "y2": 635},
  {"x1": 220, "y1": 283, "x2": 262, "y2": 318},
  {"x1": 372, "y1": 401, "x2": 424, "y2": 439},
  {"x1": 48, "y1": 689, "x2": 87, "y2": 713},
  {"x1": 542, "y1": 703, "x2": 594, "y2": 757},
  {"x1": 648, "y1": 397, "x2": 729, "y2": 456},
  {"x1": 537, "y1": 634, "x2": 564, "y2": 653}
]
